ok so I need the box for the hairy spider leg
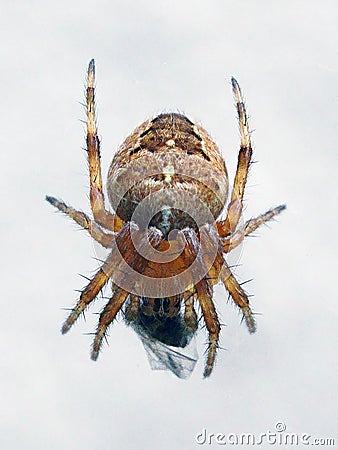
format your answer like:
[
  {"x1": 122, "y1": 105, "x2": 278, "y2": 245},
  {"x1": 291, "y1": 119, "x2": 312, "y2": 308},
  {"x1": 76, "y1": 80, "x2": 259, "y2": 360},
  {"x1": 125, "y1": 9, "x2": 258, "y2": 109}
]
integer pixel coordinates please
[
  {"x1": 198, "y1": 226, "x2": 224, "y2": 284},
  {"x1": 86, "y1": 59, "x2": 123, "y2": 231},
  {"x1": 196, "y1": 225, "x2": 256, "y2": 334},
  {"x1": 124, "y1": 294, "x2": 140, "y2": 323},
  {"x1": 183, "y1": 288, "x2": 198, "y2": 333},
  {"x1": 182, "y1": 228, "x2": 220, "y2": 377},
  {"x1": 222, "y1": 205, "x2": 286, "y2": 252},
  {"x1": 45, "y1": 196, "x2": 115, "y2": 248},
  {"x1": 91, "y1": 287, "x2": 130, "y2": 360},
  {"x1": 61, "y1": 224, "x2": 134, "y2": 333},
  {"x1": 196, "y1": 279, "x2": 220, "y2": 378},
  {"x1": 217, "y1": 78, "x2": 253, "y2": 237},
  {"x1": 91, "y1": 226, "x2": 163, "y2": 358},
  {"x1": 219, "y1": 258, "x2": 256, "y2": 333},
  {"x1": 61, "y1": 253, "x2": 114, "y2": 334}
]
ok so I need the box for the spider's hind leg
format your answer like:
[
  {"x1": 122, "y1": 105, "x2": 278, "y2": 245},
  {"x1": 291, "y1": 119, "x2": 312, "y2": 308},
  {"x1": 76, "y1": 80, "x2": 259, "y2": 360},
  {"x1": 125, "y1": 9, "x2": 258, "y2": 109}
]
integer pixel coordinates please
[
  {"x1": 61, "y1": 223, "x2": 136, "y2": 334},
  {"x1": 124, "y1": 294, "x2": 140, "y2": 323},
  {"x1": 196, "y1": 279, "x2": 220, "y2": 378},
  {"x1": 90, "y1": 226, "x2": 163, "y2": 359},
  {"x1": 183, "y1": 228, "x2": 220, "y2": 377},
  {"x1": 61, "y1": 250, "x2": 118, "y2": 334},
  {"x1": 183, "y1": 289, "x2": 198, "y2": 334},
  {"x1": 220, "y1": 258, "x2": 256, "y2": 334},
  {"x1": 91, "y1": 287, "x2": 130, "y2": 360}
]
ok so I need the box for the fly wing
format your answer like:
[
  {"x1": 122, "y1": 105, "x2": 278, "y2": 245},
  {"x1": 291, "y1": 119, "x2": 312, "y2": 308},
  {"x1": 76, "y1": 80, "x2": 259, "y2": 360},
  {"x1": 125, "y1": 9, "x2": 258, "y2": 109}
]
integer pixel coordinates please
[{"x1": 135, "y1": 327, "x2": 198, "y2": 379}]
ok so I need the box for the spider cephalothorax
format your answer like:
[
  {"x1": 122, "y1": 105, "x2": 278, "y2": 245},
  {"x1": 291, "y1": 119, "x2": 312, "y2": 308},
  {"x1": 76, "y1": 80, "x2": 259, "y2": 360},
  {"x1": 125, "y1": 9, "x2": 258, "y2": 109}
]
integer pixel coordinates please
[{"x1": 46, "y1": 60, "x2": 285, "y2": 377}]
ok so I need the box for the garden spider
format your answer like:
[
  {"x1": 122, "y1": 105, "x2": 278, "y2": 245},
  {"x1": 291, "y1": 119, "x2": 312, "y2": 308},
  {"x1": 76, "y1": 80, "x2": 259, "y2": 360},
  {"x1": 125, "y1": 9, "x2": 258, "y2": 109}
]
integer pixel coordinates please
[{"x1": 46, "y1": 60, "x2": 285, "y2": 378}]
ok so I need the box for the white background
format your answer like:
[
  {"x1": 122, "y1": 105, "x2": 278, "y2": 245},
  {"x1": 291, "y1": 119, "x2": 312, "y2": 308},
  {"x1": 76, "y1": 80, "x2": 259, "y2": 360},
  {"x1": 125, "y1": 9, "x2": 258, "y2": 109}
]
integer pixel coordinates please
[{"x1": 1, "y1": 1, "x2": 337, "y2": 449}]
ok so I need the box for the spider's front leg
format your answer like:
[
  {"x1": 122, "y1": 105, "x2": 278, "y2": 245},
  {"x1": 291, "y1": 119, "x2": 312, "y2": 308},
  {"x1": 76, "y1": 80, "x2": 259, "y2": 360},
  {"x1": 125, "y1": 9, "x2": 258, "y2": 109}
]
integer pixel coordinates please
[
  {"x1": 183, "y1": 288, "x2": 198, "y2": 334},
  {"x1": 86, "y1": 59, "x2": 122, "y2": 231},
  {"x1": 217, "y1": 78, "x2": 253, "y2": 237}
]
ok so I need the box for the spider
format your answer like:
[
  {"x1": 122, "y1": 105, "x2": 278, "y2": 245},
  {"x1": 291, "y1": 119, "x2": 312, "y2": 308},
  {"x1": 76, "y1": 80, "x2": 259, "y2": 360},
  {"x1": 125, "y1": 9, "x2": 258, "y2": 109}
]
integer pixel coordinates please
[{"x1": 46, "y1": 59, "x2": 285, "y2": 378}]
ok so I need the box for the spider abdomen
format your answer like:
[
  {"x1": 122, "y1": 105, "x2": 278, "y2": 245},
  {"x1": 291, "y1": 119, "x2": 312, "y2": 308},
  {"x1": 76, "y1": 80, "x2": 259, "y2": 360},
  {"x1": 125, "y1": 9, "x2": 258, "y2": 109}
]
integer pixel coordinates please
[{"x1": 107, "y1": 113, "x2": 228, "y2": 236}]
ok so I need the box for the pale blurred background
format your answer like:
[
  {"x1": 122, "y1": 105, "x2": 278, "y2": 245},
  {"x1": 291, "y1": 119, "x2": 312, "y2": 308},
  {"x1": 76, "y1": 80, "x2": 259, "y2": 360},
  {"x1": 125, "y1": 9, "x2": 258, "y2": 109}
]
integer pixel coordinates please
[{"x1": 1, "y1": 1, "x2": 337, "y2": 449}]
